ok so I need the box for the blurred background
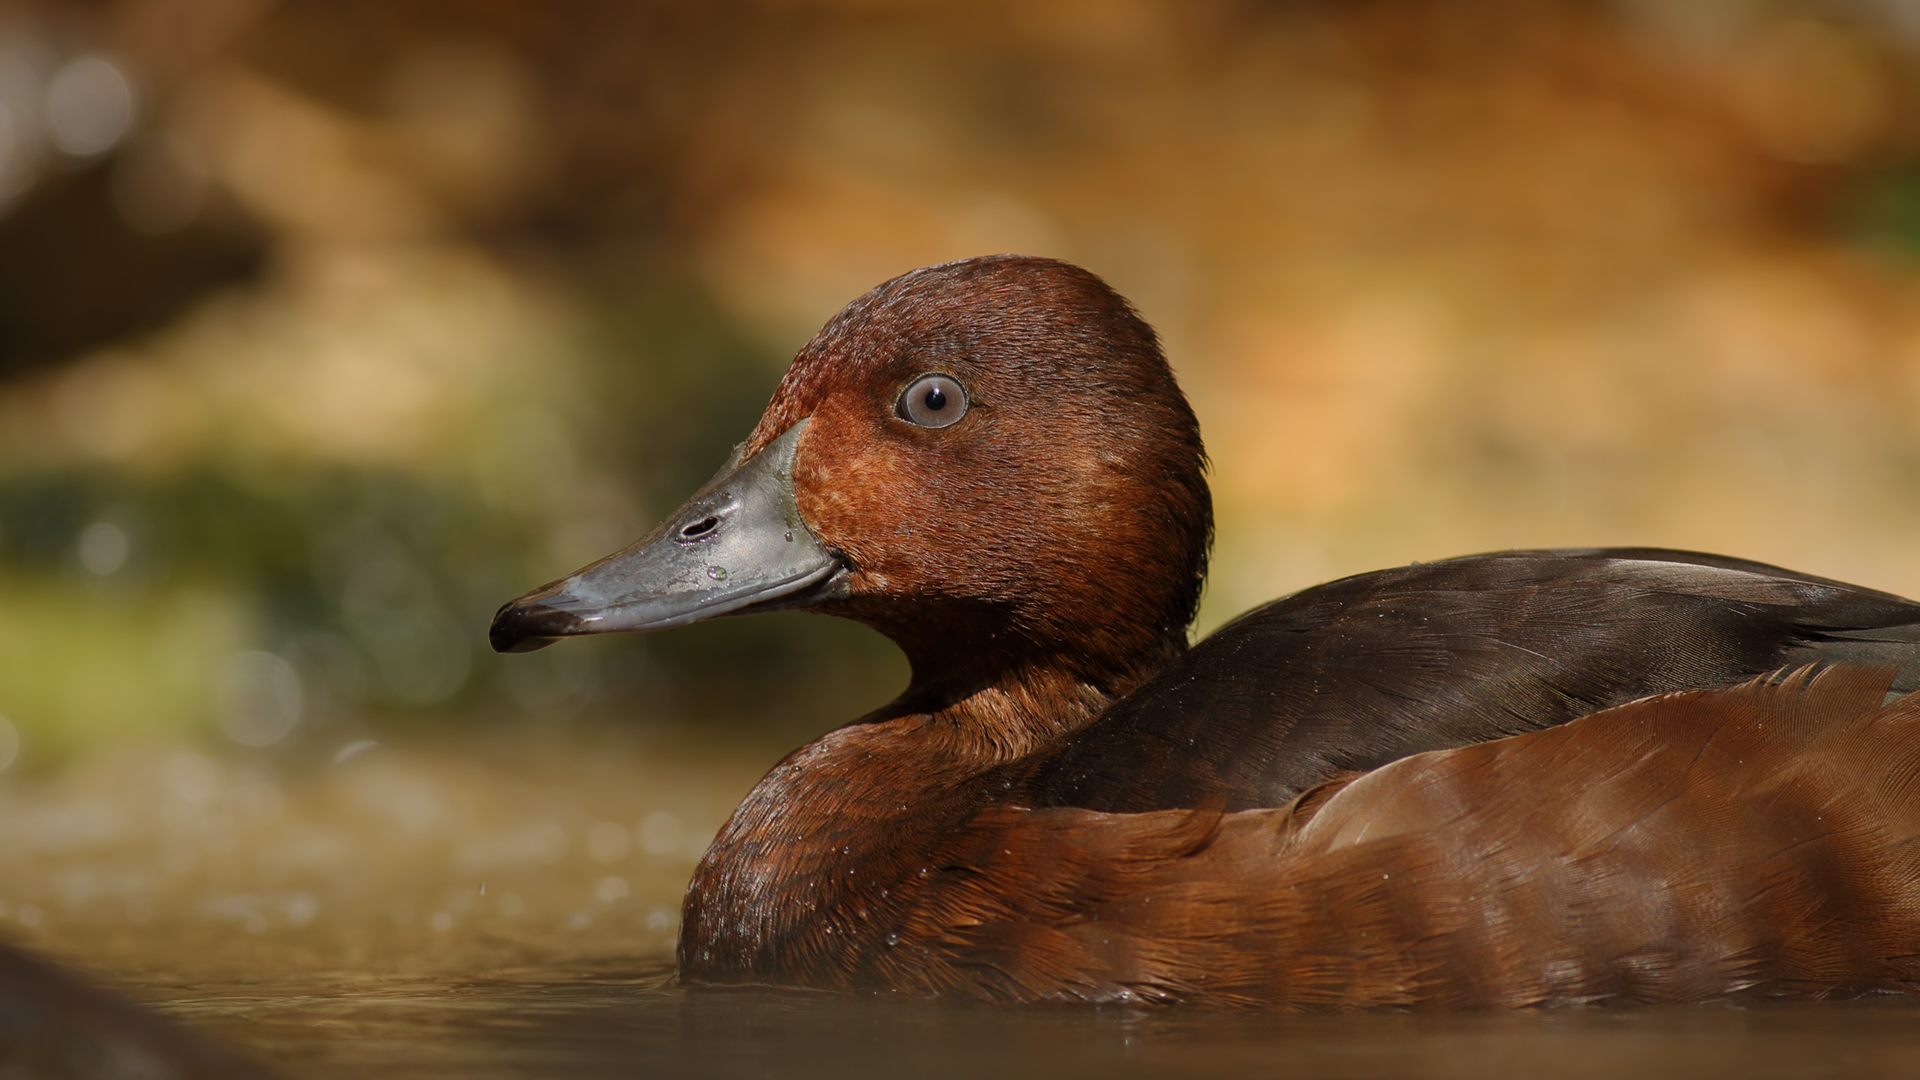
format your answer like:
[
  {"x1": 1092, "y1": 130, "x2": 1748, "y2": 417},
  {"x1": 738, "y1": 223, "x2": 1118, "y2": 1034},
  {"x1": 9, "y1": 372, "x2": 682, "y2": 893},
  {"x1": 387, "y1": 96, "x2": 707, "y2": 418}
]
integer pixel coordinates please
[{"x1": 4, "y1": 0, "x2": 1920, "y2": 991}]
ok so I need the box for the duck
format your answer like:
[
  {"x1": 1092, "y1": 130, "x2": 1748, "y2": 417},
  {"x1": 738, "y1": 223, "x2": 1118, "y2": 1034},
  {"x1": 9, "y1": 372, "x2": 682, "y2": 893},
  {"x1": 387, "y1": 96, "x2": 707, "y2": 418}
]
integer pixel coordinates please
[{"x1": 490, "y1": 255, "x2": 1920, "y2": 1008}]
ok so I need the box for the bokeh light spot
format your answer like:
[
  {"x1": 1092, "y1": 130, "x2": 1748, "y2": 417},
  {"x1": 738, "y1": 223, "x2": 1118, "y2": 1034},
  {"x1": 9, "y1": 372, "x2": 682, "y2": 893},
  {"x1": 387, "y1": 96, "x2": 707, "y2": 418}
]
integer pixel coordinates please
[
  {"x1": 76, "y1": 521, "x2": 129, "y2": 575},
  {"x1": 217, "y1": 651, "x2": 303, "y2": 747},
  {"x1": 42, "y1": 55, "x2": 134, "y2": 157},
  {"x1": 636, "y1": 811, "x2": 685, "y2": 858},
  {"x1": 285, "y1": 893, "x2": 318, "y2": 927}
]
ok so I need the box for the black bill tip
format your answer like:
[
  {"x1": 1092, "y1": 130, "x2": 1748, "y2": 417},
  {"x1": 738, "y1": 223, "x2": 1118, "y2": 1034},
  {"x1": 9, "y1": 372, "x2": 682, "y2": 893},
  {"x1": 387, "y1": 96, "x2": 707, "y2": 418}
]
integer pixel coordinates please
[{"x1": 489, "y1": 599, "x2": 586, "y2": 654}]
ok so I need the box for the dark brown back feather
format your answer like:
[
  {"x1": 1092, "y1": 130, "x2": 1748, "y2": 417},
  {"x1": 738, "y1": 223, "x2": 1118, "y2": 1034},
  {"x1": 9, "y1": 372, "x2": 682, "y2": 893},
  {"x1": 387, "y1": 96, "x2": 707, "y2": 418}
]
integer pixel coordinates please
[{"x1": 1027, "y1": 549, "x2": 1920, "y2": 812}]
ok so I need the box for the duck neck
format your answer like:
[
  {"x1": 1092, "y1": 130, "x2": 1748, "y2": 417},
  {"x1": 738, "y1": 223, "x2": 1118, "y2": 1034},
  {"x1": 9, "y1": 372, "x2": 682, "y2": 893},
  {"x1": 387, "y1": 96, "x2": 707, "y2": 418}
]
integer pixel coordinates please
[
  {"x1": 890, "y1": 642, "x2": 1183, "y2": 765},
  {"x1": 893, "y1": 661, "x2": 1118, "y2": 764},
  {"x1": 678, "y1": 625, "x2": 1183, "y2": 985},
  {"x1": 863, "y1": 602, "x2": 1190, "y2": 763}
]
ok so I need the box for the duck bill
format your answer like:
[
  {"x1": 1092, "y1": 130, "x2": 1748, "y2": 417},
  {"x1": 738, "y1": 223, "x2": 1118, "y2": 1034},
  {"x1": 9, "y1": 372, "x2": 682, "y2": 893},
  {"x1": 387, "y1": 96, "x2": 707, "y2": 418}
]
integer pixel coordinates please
[{"x1": 489, "y1": 421, "x2": 849, "y2": 653}]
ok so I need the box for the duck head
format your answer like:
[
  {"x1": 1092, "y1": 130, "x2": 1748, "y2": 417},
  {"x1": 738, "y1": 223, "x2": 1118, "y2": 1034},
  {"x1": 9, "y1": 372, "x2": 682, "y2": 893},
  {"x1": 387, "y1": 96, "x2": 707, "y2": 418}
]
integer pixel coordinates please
[{"x1": 491, "y1": 255, "x2": 1211, "y2": 703}]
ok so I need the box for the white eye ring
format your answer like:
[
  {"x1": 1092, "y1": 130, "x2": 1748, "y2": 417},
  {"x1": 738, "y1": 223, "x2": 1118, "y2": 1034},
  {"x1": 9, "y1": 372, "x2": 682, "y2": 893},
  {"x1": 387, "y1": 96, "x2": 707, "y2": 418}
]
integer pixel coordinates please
[{"x1": 897, "y1": 374, "x2": 968, "y2": 428}]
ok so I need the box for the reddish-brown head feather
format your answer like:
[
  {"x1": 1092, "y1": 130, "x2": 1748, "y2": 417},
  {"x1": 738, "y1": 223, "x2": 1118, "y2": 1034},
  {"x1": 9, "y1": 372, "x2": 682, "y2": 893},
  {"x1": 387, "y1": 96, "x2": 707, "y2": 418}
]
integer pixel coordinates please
[{"x1": 747, "y1": 256, "x2": 1211, "y2": 700}]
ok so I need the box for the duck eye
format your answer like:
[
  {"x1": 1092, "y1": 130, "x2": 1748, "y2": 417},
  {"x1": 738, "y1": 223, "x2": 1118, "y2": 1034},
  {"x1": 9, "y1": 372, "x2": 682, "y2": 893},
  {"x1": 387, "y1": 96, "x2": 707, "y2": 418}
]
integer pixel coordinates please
[{"x1": 897, "y1": 374, "x2": 968, "y2": 429}]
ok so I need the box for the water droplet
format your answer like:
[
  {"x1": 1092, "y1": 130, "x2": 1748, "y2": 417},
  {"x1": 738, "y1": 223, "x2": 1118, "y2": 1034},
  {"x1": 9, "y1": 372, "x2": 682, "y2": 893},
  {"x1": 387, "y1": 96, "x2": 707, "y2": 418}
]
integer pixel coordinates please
[
  {"x1": 885, "y1": 931, "x2": 899, "y2": 947},
  {"x1": 784, "y1": 530, "x2": 793, "y2": 542},
  {"x1": 706, "y1": 566, "x2": 727, "y2": 581}
]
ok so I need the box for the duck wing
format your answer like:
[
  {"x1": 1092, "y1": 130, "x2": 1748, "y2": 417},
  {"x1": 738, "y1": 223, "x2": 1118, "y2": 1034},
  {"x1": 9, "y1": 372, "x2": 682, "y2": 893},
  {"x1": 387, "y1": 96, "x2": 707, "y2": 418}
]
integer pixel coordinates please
[
  {"x1": 1025, "y1": 547, "x2": 1920, "y2": 811},
  {"x1": 909, "y1": 665, "x2": 1920, "y2": 1006}
]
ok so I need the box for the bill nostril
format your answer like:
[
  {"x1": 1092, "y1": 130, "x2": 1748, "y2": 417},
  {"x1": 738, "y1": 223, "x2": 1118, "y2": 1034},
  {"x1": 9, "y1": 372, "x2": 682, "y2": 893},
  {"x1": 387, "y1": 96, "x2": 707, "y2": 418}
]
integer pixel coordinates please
[{"x1": 680, "y1": 516, "x2": 720, "y2": 540}]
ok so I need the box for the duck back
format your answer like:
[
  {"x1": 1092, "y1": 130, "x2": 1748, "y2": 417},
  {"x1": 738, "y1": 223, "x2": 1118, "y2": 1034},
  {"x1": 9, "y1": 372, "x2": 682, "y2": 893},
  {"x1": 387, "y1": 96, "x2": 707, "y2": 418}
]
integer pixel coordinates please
[{"x1": 1027, "y1": 548, "x2": 1920, "y2": 812}]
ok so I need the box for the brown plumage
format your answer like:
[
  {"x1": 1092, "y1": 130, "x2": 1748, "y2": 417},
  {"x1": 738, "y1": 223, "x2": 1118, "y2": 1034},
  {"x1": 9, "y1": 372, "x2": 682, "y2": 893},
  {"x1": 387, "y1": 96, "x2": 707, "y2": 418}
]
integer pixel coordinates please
[
  {"x1": 685, "y1": 666, "x2": 1920, "y2": 1007},
  {"x1": 491, "y1": 255, "x2": 1920, "y2": 1008}
]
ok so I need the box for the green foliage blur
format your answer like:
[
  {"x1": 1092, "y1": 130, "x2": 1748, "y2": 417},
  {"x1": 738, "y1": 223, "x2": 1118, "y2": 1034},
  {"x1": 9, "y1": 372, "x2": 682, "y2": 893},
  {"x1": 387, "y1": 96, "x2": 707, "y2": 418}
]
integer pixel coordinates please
[{"x1": 0, "y1": 267, "x2": 904, "y2": 766}]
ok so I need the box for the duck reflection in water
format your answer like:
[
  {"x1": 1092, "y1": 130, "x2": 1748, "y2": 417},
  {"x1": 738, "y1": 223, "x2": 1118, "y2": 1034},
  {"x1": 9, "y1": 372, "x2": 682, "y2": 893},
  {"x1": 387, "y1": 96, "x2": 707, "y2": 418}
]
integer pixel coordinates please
[{"x1": 492, "y1": 256, "x2": 1920, "y2": 1008}]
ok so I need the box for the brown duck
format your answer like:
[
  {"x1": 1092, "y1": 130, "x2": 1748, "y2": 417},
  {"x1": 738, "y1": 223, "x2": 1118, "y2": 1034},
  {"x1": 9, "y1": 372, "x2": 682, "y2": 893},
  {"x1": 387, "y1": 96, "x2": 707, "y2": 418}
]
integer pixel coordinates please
[{"x1": 491, "y1": 255, "x2": 1920, "y2": 1008}]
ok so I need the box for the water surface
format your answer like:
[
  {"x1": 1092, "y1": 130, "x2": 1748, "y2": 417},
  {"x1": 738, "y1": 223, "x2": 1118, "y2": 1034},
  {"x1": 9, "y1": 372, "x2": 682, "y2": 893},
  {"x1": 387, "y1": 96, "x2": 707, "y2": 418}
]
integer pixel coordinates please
[
  {"x1": 8, "y1": 732, "x2": 1920, "y2": 1078},
  {"x1": 118, "y1": 961, "x2": 1920, "y2": 1080}
]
